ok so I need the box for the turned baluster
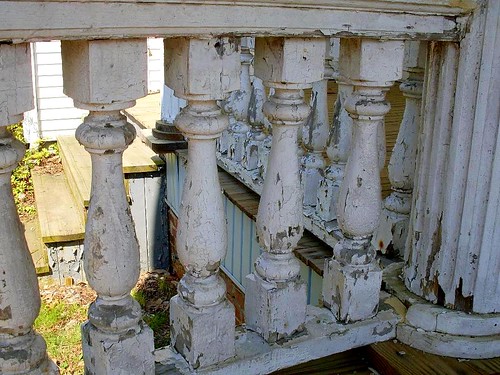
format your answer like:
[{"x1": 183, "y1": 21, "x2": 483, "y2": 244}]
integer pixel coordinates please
[
  {"x1": 378, "y1": 41, "x2": 426, "y2": 254},
  {"x1": 301, "y1": 40, "x2": 333, "y2": 207},
  {"x1": 228, "y1": 37, "x2": 253, "y2": 163},
  {"x1": 0, "y1": 43, "x2": 59, "y2": 375},
  {"x1": 316, "y1": 76, "x2": 353, "y2": 222},
  {"x1": 322, "y1": 39, "x2": 404, "y2": 322},
  {"x1": 245, "y1": 37, "x2": 324, "y2": 342},
  {"x1": 153, "y1": 84, "x2": 186, "y2": 141},
  {"x1": 242, "y1": 76, "x2": 267, "y2": 171},
  {"x1": 164, "y1": 37, "x2": 240, "y2": 368},
  {"x1": 61, "y1": 39, "x2": 154, "y2": 374}
]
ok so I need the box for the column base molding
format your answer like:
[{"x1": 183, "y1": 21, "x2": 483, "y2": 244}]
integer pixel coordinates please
[
  {"x1": 322, "y1": 258, "x2": 382, "y2": 322},
  {"x1": 81, "y1": 320, "x2": 155, "y2": 375},
  {"x1": 244, "y1": 272, "x2": 307, "y2": 343},
  {"x1": 384, "y1": 263, "x2": 500, "y2": 359},
  {"x1": 170, "y1": 295, "x2": 235, "y2": 369}
]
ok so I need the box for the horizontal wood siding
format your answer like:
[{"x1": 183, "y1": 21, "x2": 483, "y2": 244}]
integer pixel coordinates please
[{"x1": 32, "y1": 41, "x2": 87, "y2": 140}]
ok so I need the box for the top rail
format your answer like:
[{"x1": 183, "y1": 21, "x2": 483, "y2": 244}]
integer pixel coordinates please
[{"x1": 0, "y1": 0, "x2": 476, "y2": 43}]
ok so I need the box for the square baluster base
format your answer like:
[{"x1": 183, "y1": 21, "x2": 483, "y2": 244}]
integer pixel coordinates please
[
  {"x1": 245, "y1": 272, "x2": 307, "y2": 343},
  {"x1": 322, "y1": 258, "x2": 382, "y2": 322},
  {"x1": 170, "y1": 295, "x2": 235, "y2": 369},
  {"x1": 82, "y1": 320, "x2": 155, "y2": 375}
]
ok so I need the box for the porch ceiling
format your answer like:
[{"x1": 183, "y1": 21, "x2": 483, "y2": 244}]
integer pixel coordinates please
[{"x1": 0, "y1": 0, "x2": 476, "y2": 43}]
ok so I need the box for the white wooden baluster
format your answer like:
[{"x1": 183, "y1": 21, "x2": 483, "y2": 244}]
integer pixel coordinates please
[
  {"x1": 301, "y1": 39, "x2": 333, "y2": 207},
  {"x1": 376, "y1": 41, "x2": 426, "y2": 254},
  {"x1": 0, "y1": 43, "x2": 59, "y2": 375},
  {"x1": 322, "y1": 39, "x2": 404, "y2": 322},
  {"x1": 257, "y1": 86, "x2": 274, "y2": 180},
  {"x1": 316, "y1": 76, "x2": 353, "y2": 222},
  {"x1": 242, "y1": 77, "x2": 267, "y2": 171},
  {"x1": 61, "y1": 39, "x2": 154, "y2": 374},
  {"x1": 228, "y1": 37, "x2": 253, "y2": 163},
  {"x1": 245, "y1": 37, "x2": 324, "y2": 342},
  {"x1": 164, "y1": 37, "x2": 239, "y2": 368}
]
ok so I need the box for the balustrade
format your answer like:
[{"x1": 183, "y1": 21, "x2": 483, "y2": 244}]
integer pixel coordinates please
[
  {"x1": 322, "y1": 39, "x2": 405, "y2": 322},
  {"x1": 245, "y1": 37, "x2": 325, "y2": 342},
  {"x1": 0, "y1": 1, "x2": 497, "y2": 372},
  {"x1": 0, "y1": 43, "x2": 58, "y2": 375},
  {"x1": 164, "y1": 37, "x2": 240, "y2": 368},
  {"x1": 61, "y1": 39, "x2": 155, "y2": 374}
]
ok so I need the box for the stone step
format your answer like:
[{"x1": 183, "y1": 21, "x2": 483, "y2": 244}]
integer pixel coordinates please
[
  {"x1": 32, "y1": 170, "x2": 85, "y2": 244},
  {"x1": 58, "y1": 134, "x2": 164, "y2": 208}
]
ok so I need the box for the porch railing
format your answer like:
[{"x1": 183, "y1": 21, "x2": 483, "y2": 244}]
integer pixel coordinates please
[{"x1": 0, "y1": 1, "x2": 499, "y2": 374}]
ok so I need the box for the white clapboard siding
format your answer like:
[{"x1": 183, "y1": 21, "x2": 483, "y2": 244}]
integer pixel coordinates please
[
  {"x1": 147, "y1": 38, "x2": 164, "y2": 93},
  {"x1": 26, "y1": 38, "x2": 163, "y2": 142},
  {"x1": 164, "y1": 150, "x2": 322, "y2": 304}
]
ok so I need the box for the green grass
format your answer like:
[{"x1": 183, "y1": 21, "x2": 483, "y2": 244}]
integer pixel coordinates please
[{"x1": 35, "y1": 301, "x2": 86, "y2": 374}]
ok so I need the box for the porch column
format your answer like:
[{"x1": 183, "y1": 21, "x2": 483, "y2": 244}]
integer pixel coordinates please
[
  {"x1": 316, "y1": 56, "x2": 354, "y2": 222},
  {"x1": 245, "y1": 37, "x2": 325, "y2": 342},
  {"x1": 164, "y1": 37, "x2": 240, "y2": 368},
  {"x1": 377, "y1": 41, "x2": 426, "y2": 254},
  {"x1": 322, "y1": 39, "x2": 404, "y2": 322},
  {"x1": 228, "y1": 37, "x2": 253, "y2": 163},
  {"x1": 398, "y1": 1, "x2": 500, "y2": 359},
  {"x1": 301, "y1": 39, "x2": 333, "y2": 207},
  {"x1": 0, "y1": 43, "x2": 58, "y2": 375},
  {"x1": 61, "y1": 39, "x2": 154, "y2": 374}
]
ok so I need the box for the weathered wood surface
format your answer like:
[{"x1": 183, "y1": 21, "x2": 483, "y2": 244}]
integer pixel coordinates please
[
  {"x1": 58, "y1": 134, "x2": 162, "y2": 206},
  {"x1": 367, "y1": 340, "x2": 500, "y2": 375},
  {"x1": 32, "y1": 170, "x2": 85, "y2": 243},
  {"x1": 0, "y1": 0, "x2": 472, "y2": 42}
]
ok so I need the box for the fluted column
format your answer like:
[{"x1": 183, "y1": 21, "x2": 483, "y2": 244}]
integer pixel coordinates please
[
  {"x1": 242, "y1": 77, "x2": 267, "y2": 171},
  {"x1": 164, "y1": 37, "x2": 240, "y2": 368},
  {"x1": 61, "y1": 39, "x2": 154, "y2": 374},
  {"x1": 0, "y1": 43, "x2": 58, "y2": 375},
  {"x1": 316, "y1": 61, "x2": 354, "y2": 221},
  {"x1": 228, "y1": 37, "x2": 253, "y2": 163},
  {"x1": 322, "y1": 39, "x2": 404, "y2": 322},
  {"x1": 301, "y1": 40, "x2": 333, "y2": 207},
  {"x1": 378, "y1": 41, "x2": 426, "y2": 254},
  {"x1": 245, "y1": 37, "x2": 325, "y2": 342}
]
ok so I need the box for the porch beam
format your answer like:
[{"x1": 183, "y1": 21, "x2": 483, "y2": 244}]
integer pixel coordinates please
[{"x1": 0, "y1": 0, "x2": 469, "y2": 43}]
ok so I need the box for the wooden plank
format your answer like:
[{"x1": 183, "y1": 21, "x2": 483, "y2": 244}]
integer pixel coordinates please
[
  {"x1": 58, "y1": 135, "x2": 163, "y2": 206},
  {"x1": 367, "y1": 340, "x2": 500, "y2": 375},
  {"x1": 272, "y1": 347, "x2": 373, "y2": 375},
  {"x1": 32, "y1": 170, "x2": 85, "y2": 243},
  {"x1": 124, "y1": 93, "x2": 161, "y2": 130},
  {"x1": 23, "y1": 218, "x2": 50, "y2": 274}
]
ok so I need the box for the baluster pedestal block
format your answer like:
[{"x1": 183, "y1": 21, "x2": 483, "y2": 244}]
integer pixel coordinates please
[
  {"x1": 61, "y1": 39, "x2": 154, "y2": 375},
  {"x1": 245, "y1": 37, "x2": 324, "y2": 342},
  {"x1": 165, "y1": 37, "x2": 240, "y2": 368},
  {"x1": 322, "y1": 39, "x2": 404, "y2": 322}
]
